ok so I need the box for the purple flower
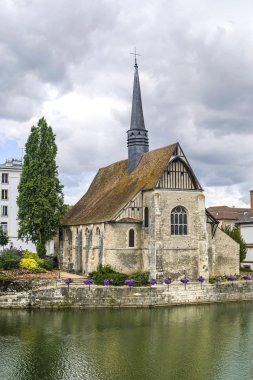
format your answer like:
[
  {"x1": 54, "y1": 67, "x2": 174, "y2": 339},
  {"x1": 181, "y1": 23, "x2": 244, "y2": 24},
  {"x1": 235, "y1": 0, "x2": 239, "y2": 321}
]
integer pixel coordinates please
[
  {"x1": 65, "y1": 278, "x2": 73, "y2": 285},
  {"x1": 243, "y1": 275, "x2": 252, "y2": 281},
  {"x1": 150, "y1": 279, "x2": 156, "y2": 286},
  {"x1": 103, "y1": 279, "x2": 111, "y2": 286},
  {"x1": 215, "y1": 277, "x2": 221, "y2": 283},
  {"x1": 125, "y1": 279, "x2": 135, "y2": 287},
  {"x1": 84, "y1": 278, "x2": 94, "y2": 285},
  {"x1": 164, "y1": 278, "x2": 172, "y2": 285},
  {"x1": 197, "y1": 276, "x2": 205, "y2": 283},
  {"x1": 227, "y1": 275, "x2": 237, "y2": 282},
  {"x1": 180, "y1": 277, "x2": 189, "y2": 289}
]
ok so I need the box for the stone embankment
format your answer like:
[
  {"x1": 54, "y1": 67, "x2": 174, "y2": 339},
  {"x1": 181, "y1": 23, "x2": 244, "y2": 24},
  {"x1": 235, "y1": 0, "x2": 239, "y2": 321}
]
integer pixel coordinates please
[{"x1": 1, "y1": 279, "x2": 253, "y2": 308}]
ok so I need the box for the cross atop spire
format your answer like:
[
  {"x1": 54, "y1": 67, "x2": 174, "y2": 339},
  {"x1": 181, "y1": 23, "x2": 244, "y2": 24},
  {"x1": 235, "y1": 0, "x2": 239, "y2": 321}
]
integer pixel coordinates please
[{"x1": 130, "y1": 47, "x2": 141, "y2": 68}]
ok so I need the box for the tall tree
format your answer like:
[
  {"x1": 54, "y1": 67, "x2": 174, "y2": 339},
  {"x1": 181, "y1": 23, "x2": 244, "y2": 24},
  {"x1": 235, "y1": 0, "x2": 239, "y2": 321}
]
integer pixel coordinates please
[
  {"x1": 222, "y1": 225, "x2": 247, "y2": 263},
  {"x1": 17, "y1": 117, "x2": 65, "y2": 256},
  {"x1": 0, "y1": 226, "x2": 8, "y2": 248}
]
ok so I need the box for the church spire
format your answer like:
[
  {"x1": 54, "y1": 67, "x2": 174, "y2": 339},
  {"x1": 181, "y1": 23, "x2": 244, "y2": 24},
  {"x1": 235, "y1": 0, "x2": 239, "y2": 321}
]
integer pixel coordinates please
[{"x1": 127, "y1": 54, "x2": 149, "y2": 173}]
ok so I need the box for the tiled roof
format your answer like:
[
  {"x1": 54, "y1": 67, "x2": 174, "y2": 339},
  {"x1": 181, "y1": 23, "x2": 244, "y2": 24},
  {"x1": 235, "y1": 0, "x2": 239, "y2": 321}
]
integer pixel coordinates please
[
  {"x1": 63, "y1": 143, "x2": 177, "y2": 226},
  {"x1": 207, "y1": 206, "x2": 251, "y2": 221}
]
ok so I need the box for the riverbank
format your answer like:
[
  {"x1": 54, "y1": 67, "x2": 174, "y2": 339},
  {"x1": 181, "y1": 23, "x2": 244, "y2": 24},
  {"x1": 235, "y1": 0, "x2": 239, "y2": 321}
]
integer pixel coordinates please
[{"x1": 1, "y1": 279, "x2": 253, "y2": 308}]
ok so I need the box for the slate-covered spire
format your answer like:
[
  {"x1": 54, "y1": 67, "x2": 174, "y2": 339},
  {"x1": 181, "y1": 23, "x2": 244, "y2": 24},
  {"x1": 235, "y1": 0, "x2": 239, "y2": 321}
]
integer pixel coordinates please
[{"x1": 127, "y1": 60, "x2": 149, "y2": 173}]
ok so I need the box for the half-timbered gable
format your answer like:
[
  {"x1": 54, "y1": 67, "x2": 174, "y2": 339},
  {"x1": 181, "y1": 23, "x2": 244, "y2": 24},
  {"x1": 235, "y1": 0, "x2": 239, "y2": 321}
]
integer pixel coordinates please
[
  {"x1": 156, "y1": 143, "x2": 202, "y2": 190},
  {"x1": 115, "y1": 192, "x2": 142, "y2": 222}
]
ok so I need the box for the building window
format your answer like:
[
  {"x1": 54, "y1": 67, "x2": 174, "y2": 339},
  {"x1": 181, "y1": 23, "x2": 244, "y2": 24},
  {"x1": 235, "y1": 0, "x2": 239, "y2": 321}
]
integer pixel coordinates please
[
  {"x1": 1, "y1": 206, "x2": 8, "y2": 217},
  {"x1": 128, "y1": 229, "x2": 135, "y2": 247},
  {"x1": 144, "y1": 207, "x2": 149, "y2": 227},
  {"x1": 1, "y1": 189, "x2": 8, "y2": 200},
  {"x1": 96, "y1": 227, "x2": 100, "y2": 246},
  {"x1": 1, "y1": 222, "x2": 7, "y2": 234},
  {"x1": 2, "y1": 173, "x2": 8, "y2": 184},
  {"x1": 171, "y1": 206, "x2": 187, "y2": 235}
]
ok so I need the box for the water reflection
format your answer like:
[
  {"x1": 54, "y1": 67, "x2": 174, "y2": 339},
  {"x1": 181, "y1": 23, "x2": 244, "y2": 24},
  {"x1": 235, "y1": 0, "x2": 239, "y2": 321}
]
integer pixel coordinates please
[{"x1": 0, "y1": 303, "x2": 253, "y2": 380}]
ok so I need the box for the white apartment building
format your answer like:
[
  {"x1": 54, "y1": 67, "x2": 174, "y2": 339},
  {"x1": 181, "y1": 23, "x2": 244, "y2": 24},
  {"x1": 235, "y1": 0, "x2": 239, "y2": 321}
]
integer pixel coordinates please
[{"x1": 0, "y1": 159, "x2": 36, "y2": 251}]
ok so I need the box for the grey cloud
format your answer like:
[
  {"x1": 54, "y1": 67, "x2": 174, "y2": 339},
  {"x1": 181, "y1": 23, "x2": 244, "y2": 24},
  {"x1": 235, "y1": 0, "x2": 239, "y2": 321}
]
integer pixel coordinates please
[{"x1": 1, "y1": 0, "x2": 253, "y2": 207}]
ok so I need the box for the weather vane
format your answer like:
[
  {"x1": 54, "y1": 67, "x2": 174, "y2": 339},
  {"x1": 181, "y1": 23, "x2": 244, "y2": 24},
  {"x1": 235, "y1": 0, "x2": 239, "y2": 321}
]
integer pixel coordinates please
[{"x1": 130, "y1": 47, "x2": 141, "y2": 67}]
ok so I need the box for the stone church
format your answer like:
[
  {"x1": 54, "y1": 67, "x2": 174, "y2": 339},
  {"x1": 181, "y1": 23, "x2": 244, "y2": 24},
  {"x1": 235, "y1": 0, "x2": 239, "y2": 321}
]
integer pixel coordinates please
[{"x1": 59, "y1": 60, "x2": 239, "y2": 280}]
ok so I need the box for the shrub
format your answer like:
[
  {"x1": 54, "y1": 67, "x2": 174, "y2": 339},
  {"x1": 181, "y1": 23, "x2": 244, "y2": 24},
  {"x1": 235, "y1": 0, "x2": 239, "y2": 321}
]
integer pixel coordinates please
[
  {"x1": 19, "y1": 258, "x2": 38, "y2": 271},
  {"x1": 89, "y1": 264, "x2": 128, "y2": 286},
  {"x1": 41, "y1": 257, "x2": 54, "y2": 271},
  {"x1": 131, "y1": 271, "x2": 150, "y2": 286},
  {"x1": 89, "y1": 266, "x2": 150, "y2": 286},
  {"x1": 22, "y1": 251, "x2": 44, "y2": 267},
  {"x1": 0, "y1": 250, "x2": 20, "y2": 270},
  {"x1": 109, "y1": 272, "x2": 128, "y2": 286}
]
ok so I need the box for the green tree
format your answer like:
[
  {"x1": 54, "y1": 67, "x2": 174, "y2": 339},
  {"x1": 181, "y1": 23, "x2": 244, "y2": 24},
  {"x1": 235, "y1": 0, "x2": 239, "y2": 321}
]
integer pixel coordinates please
[
  {"x1": 0, "y1": 226, "x2": 8, "y2": 248},
  {"x1": 17, "y1": 117, "x2": 65, "y2": 256},
  {"x1": 222, "y1": 225, "x2": 247, "y2": 262}
]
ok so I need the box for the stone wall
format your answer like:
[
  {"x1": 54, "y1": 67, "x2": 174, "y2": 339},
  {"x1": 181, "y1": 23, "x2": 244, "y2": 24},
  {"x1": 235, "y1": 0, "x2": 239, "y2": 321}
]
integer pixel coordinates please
[
  {"x1": 143, "y1": 190, "x2": 210, "y2": 279},
  {"x1": 208, "y1": 226, "x2": 240, "y2": 275},
  {"x1": 1, "y1": 281, "x2": 253, "y2": 309},
  {"x1": 104, "y1": 222, "x2": 143, "y2": 273}
]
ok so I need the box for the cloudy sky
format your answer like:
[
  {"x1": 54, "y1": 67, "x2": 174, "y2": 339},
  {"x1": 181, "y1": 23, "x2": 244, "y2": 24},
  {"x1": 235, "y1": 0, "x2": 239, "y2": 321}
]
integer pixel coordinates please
[{"x1": 1, "y1": 0, "x2": 253, "y2": 207}]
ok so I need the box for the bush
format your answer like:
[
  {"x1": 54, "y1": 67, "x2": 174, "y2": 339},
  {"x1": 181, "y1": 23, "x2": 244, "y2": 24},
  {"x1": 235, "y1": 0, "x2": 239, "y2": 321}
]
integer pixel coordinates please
[
  {"x1": 89, "y1": 265, "x2": 150, "y2": 286},
  {"x1": 41, "y1": 257, "x2": 54, "y2": 271},
  {"x1": 22, "y1": 251, "x2": 44, "y2": 267},
  {"x1": 131, "y1": 271, "x2": 150, "y2": 286},
  {"x1": 89, "y1": 264, "x2": 128, "y2": 286},
  {"x1": 19, "y1": 258, "x2": 38, "y2": 271},
  {"x1": 0, "y1": 250, "x2": 20, "y2": 270}
]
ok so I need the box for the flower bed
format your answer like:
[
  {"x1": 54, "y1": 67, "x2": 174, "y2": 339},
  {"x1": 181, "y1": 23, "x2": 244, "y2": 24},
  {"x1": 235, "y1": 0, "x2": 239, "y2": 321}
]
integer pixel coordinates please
[{"x1": 0, "y1": 269, "x2": 58, "y2": 279}]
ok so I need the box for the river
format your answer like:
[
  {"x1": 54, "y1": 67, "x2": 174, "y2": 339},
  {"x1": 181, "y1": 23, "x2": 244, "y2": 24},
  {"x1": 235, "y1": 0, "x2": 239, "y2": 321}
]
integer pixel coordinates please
[{"x1": 0, "y1": 302, "x2": 253, "y2": 379}]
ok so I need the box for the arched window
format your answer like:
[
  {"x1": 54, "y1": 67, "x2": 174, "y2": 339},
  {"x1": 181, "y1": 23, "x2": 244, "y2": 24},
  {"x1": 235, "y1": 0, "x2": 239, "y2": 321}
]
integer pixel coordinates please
[
  {"x1": 144, "y1": 207, "x2": 149, "y2": 227},
  {"x1": 95, "y1": 227, "x2": 100, "y2": 246},
  {"x1": 128, "y1": 229, "x2": 135, "y2": 247},
  {"x1": 171, "y1": 206, "x2": 187, "y2": 235}
]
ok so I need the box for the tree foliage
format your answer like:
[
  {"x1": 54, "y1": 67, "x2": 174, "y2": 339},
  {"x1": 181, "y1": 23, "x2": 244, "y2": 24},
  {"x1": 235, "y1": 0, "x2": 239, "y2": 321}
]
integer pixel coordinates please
[
  {"x1": 222, "y1": 225, "x2": 247, "y2": 262},
  {"x1": 0, "y1": 226, "x2": 8, "y2": 247},
  {"x1": 17, "y1": 117, "x2": 65, "y2": 256}
]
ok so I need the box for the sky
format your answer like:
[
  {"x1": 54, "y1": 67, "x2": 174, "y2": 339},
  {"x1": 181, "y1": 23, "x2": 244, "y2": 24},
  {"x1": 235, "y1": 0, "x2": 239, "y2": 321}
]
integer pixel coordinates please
[{"x1": 0, "y1": 0, "x2": 253, "y2": 207}]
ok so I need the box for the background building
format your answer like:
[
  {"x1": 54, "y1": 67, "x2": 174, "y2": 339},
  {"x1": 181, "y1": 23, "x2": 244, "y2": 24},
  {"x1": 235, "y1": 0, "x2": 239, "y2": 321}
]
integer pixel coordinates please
[
  {"x1": 0, "y1": 158, "x2": 54, "y2": 253},
  {"x1": 208, "y1": 192, "x2": 253, "y2": 270},
  {"x1": 207, "y1": 205, "x2": 251, "y2": 230}
]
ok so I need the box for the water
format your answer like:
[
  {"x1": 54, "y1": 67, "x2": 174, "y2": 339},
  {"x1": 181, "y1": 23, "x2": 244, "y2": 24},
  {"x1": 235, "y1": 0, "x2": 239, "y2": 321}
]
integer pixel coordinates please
[{"x1": 0, "y1": 303, "x2": 253, "y2": 380}]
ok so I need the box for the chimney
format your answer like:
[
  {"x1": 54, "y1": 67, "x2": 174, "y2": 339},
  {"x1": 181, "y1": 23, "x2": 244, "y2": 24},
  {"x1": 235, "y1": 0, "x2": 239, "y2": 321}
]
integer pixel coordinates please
[{"x1": 250, "y1": 190, "x2": 253, "y2": 216}]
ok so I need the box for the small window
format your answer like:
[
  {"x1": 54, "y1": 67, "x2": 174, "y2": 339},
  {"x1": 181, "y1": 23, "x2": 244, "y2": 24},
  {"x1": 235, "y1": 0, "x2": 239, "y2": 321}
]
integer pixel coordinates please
[
  {"x1": 2, "y1": 206, "x2": 8, "y2": 216},
  {"x1": 96, "y1": 227, "x2": 100, "y2": 235},
  {"x1": 1, "y1": 222, "x2": 7, "y2": 234},
  {"x1": 171, "y1": 206, "x2": 187, "y2": 235},
  {"x1": 128, "y1": 229, "x2": 135, "y2": 247},
  {"x1": 2, "y1": 173, "x2": 8, "y2": 184},
  {"x1": 144, "y1": 207, "x2": 149, "y2": 227},
  {"x1": 1, "y1": 189, "x2": 8, "y2": 200}
]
